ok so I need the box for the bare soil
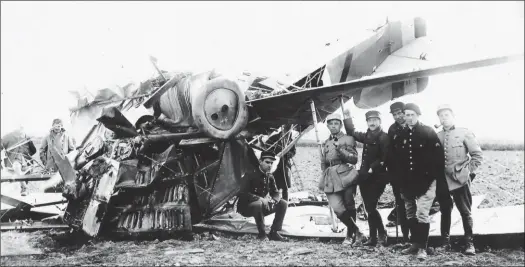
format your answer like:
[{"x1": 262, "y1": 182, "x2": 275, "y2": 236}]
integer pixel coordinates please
[{"x1": 1, "y1": 148, "x2": 524, "y2": 266}]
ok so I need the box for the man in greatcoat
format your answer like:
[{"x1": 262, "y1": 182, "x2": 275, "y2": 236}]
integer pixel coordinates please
[{"x1": 39, "y1": 118, "x2": 76, "y2": 172}]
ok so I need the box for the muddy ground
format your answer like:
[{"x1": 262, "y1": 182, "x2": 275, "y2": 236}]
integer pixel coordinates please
[{"x1": 1, "y1": 148, "x2": 524, "y2": 266}]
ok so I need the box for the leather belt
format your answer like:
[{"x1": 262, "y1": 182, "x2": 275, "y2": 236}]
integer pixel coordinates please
[{"x1": 327, "y1": 159, "x2": 343, "y2": 167}]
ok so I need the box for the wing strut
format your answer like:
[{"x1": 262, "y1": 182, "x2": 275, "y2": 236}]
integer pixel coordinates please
[{"x1": 309, "y1": 100, "x2": 338, "y2": 233}]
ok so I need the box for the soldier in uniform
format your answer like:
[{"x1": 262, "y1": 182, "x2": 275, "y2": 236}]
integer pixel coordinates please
[
  {"x1": 435, "y1": 104, "x2": 482, "y2": 255},
  {"x1": 398, "y1": 103, "x2": 444, "y2": 260},
  {"x1": 264, "y1": 129, "x2": 296, "y2": 202},
  {"x1": 385, "y1": 102, "x2": 410, "y2": 243},
  {"x1": 344, "y1": 110, "x2": 390, "y2": 247},
  {"x1": 237, "y1": 151, "x2": 287, "y2": 241},
  {"x1": 40, "y1": 118, "x2": 76, "y2": 172},
  {"x1": 319, "y1": 113, "x2": 366, "y2": 246}
]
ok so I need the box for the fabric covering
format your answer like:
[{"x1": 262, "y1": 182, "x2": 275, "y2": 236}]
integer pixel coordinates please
[{"x1": 194, "y1": 195, "x2": 498, "y2": 238}]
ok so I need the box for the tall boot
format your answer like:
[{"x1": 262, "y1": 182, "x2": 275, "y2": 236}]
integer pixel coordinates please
[
  {"x1": 362, "y1": 208, "x2": 377, "y2": 246},
  {"x1": 338, "y1": 210, "x2": 355, "y2": 245},
  {"x1": 401, "y1": 223, "x2": 410, "y2": 244},
  {"x1": 345, "y1": 210, "x2": 356, "y2": 244},
  {"x1": 363, "y1": 223, "x2": 377, "y2": 246},
  {"x1": 252, "y1": 207, "x2": 268, "y2": 241},
  {"x1": 376, "y1": 213, "x2": 388, "y2": 246},
  {"x1": 416, "y1": 223, "x2": 430, "y2": 261},
  {"x1": 440, "y1": 211, "x2": 452, "y2": 250},
  {"x1": 401, "y1": 219, "x2": 419, "y2": 255},
  {"x1": 350, "y1": 209, "x2": 367, "y2": 246},
  {"x1": 269, "y1": 200, "x2": 287, "y2": 241},
  {"x1": 396, "y1": 199, "x2": 410, "y2": 243},
  {"x1": 463, "y1": 215, "x2": 475, "y2": 255},
  {"x1": 408, "y1": 218, "x2": 418, "y2": 243}
]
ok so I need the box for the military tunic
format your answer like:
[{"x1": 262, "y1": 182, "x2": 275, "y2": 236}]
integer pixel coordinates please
[
  {"x1": 319, "y1": 131, "x2": 359, "y2": 193},
  {"x1": 387, "y1": 122, "x2": 405, "y2": 177},
  {"x1": 344, "y1": 117, "x2": 391, "y2": 240},
  {"x1": 437, "y1": 126, "x2": 483, "y2": 191},
  {"x1": 398, "y1": 122, "x2": 444, "y2": 198},
  {"x1": 344, "y1": 118, "x2": 389, "y2": 177},
  {"x1": 385, "y1": 121, "x2": 409, "y2": 238},
  {"x1": 237, "y1": 167, "x2": 279, "y2": 215},
  {"x1": 236, "y1": 166, "x2": 287, "y2": 236}
]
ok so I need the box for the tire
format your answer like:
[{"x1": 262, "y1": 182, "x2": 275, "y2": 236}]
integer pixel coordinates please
[{"x1": 191, "y1": 77, "x2": 248, "y2": 139}]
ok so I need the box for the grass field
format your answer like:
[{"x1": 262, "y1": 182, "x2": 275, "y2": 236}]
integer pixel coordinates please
[
  {"x1": 297, "y1": 139, "x2": 525, "y2": 151},
  {"x1": 1, "y1": 147, "x2": 524, "y2": 266}
]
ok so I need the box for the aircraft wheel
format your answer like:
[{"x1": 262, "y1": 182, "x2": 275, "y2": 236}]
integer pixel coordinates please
[{"x1": 191, "y1": 77, "x2": 248, "y2": 139}]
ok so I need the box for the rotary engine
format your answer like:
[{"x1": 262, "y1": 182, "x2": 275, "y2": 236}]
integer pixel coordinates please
[{"x1": 157, "y1": 71, "x2": 249, "y2": 139}]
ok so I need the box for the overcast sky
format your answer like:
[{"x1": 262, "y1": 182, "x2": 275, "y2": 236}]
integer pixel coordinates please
[{"x1": 1, "y1": 1, "x2": 523, "y2": 142}]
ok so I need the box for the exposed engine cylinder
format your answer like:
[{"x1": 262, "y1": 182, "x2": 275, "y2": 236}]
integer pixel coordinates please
[{"x1": 158, "y1": 71, "x2": 248, "y2": 139}]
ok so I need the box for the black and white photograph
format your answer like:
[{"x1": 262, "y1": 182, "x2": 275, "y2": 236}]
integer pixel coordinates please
[{"x1": 1, "y1": 1, "x2": 524, "y2": 266}]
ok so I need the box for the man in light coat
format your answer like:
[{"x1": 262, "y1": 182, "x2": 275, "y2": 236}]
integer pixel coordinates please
[
  {"x1": 40, "y1": 118, "x2": 76, "y2": 172},
  {"x1": 435, "y1": 104, "x2": 483, "y2": 255},
  {"x1": 319, "y1": 113, "x2": 366, "y2": 246}
]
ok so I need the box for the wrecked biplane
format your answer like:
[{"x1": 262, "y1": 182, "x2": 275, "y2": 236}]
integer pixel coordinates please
[{"x1": 45, "y1": 17, "x2": 522, "y2": 238}]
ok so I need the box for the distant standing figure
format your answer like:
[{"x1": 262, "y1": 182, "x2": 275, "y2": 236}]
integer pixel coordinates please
[
  {"x1": 435, "y1": 104, "x2": 483, "y2": 256},
  {"x1": 40, "y1": 118, "x2": 75, "y2": 172}
]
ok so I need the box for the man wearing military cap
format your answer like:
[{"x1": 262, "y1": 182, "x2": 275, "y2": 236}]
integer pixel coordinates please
[
  {"x1": 344, "y1": 109, "x2": 390, "y2": 247},
  {"x1": 435, "y1": 104, "x2": 483, "y2": 255},
  {"x1": 398, "y1": 103, "x2": 445, "y2": 260},
  {"x1": 319, "y1": 112, "x2": 366, "y2": 246},
  {"x1": 237, "y1": 150, "x2": 288, "y2": 241},
  {"x1": 385, "y1": 101, "x2": 410, "y2": 243}
]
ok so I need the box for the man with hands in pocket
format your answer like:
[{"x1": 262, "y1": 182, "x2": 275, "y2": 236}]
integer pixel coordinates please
[
  {"x1": 435, "y1": 104, "x2": 483, "y2": 255},
  {"x1": 343, "y1": 109, "x2": 390, "y2": 247}
]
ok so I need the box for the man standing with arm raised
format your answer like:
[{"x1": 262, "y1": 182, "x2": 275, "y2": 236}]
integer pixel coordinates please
[{"x1": 343, "y1": 109, "x2": 390, "y2": 247}]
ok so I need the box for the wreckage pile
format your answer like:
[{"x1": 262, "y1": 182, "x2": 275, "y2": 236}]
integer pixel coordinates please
[{"x1": 59, "y1": 69, "x2": 266, "y2": 239}]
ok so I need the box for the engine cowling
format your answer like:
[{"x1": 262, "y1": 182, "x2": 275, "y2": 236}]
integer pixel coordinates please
[
  {"x1": 158, "y1": 71, "x2": 248, "y2": 139},
  {"x1": 191, "y1": 77, "x2": 248, "y2": 139}
]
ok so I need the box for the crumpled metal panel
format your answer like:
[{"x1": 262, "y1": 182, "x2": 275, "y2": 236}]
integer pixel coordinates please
[
  {"x1": 63, "y1": 157, "x2": 120, "y2": 237},
  {"x1": 194, "y1": 139, "x2": 259, "y2": 218}
]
